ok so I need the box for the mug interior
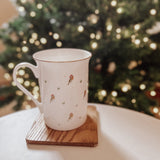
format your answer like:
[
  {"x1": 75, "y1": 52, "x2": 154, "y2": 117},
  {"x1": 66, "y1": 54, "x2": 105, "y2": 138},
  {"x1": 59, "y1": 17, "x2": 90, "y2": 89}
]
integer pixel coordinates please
[{"x1": 33, "y1": 48, "x2": 92, "y2": 62}]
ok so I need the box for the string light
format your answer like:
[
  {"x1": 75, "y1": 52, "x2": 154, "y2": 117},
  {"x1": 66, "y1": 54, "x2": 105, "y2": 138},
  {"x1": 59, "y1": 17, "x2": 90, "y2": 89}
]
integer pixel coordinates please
[
  {"x1": 18, "y1": 69, "x2": 25, "y2": 76},
  {"x1": 117, "y1": 8, "x2": 123, "y2": 14},
  {"x1": 4, "y1": 73, "x2": 11, "y2": 81},
  {"x1": 40, "y1": 37, "x2": 47, "y2": 44},
  {"x1": 17, "y1": 78, "x2": 24, "y2": 84},
  {"x1": 90, "y1": 33, "x2": 95, "y2": 39},
  {"x1": 18, "y1": 6, "x2": 25, "y2": 12},
  {"x1": 20, "y1": 0, "x2": 26, "y2": 3},
  {"x1": 16, "y1": 90, "x2": 23, "y2": 96},
  {"x1": 134, "y1": 39, "x2": 141, "y2": 45},
  {"x1": 16, "y1": 47, "x2": 21, "y2": 52},
  {"x1": 22, "y1": 46, "x2": 29, "y2": 52},
  {"x1": 24, "y1": 81, "x2": 30, "y2": 87},
  {"x1": 8, "y1": 63, "x2": 15, "y2": 69},
  {"x1": 131, "y1": 99, "x2": 136, "y2": 103},
  {"x1": 12, "y1": 81, "x2": 16, "y2": 86},
  {"x1": 143, "y1": 37, "x2": 149, "y2": 42},
  {"x1": 98, "y1": 89, "x2": 107, "y2": 101},
  {"x1": 56, "y1": 41, "x2": 62, "y2": 47},
  {"x1": 35, "y1": 40, "x2": 40, "y2": 46},
  {"x1": 95, "y1": 9, "x2": 99, "y2": 14},
  {"x1": 153, "y1": 107, "x2": 159, "y2": 113},
  {"x1": 29, "y1": 38, "x2": 35, "y2": 44},
  {"x1": 32, "y1": 33, "x2": 38, "y2": 40},
  {"x1": 116, "y1": 28, "x2": 121, "y2": 33},
  {"x1": 53, "y1": 33, "x2": 59, "y2": 40},
  {"x1": 139, "y1": 84, "x2": 146, "y2": 90},
  {"x1": 49, "y1": 32, "x2": 53, "y2": 36},
  {"x1": 116, "y1": 34, "x2": 121, "y2": 39},
  {"x1": 87, "y1": 14, "x2": 99, "y2": 24},
  {"x1": 37, "y1": 3, "x2": 43, "y2": 9},
  {"x1": 111, "y1": 91, "x2": 118, "y2": 97},
  {"x1": 30, "y1": 11, "x2": 36, "y2": 17},
  {"x1": 91, "y1": 42, "x2": 98, "y2": 49},
  {"x1": 77, "y1": 25, "x2": 84, "y2": 32},
  {"x1": 134, "y1": 24, "x2": 140, "y2": 31},
  {"x1": 150, "y1": 43, "x2": 157, "y2": 50},
  {"x1": 150, "y1": 91, "x2": 156, "y2": 96},
  {"x1": 111, "y1": 0, "x2": 117, "y2": 6},
  {"x1": 106, "y1": 24, "x2": 113, "y2": 31},
  {"x1": 26, "y1": 96, "x2": 32, "y2": 100},
  {"x1": 150, "y1": 9, "x2": 157, "y2": 15},
  {"x1": 22, "y1": 40, "x2": 27, "y2": 44},
  {"x1": 121, "y1": 84, "x2": 131, "y2": 92},
  {"x1": 31, "y1": 82, "x2": 36, "y2": 87},
  {"x1": 96, "y1": 31, "x2": 102, "y2": 40}
]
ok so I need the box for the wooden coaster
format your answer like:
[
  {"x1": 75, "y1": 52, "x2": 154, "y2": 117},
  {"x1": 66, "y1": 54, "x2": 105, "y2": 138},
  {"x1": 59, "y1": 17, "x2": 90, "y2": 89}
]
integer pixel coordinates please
[{"x1": 26, "y1": 105, "x2": 98, "y2": 147}]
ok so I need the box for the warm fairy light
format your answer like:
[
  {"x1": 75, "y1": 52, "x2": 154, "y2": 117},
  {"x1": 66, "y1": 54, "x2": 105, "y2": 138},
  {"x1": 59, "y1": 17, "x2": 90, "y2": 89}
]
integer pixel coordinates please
[
  {"x1": 35, "y1": 40, "x2": 40, "y2": 46},
  {"x1": 32, "y1": 33, "x2": 38, "y2": 40},
  {"x1": 53, "y1": 33, "x2": 59, "y2": 40},
  {"x1": 18, "y1": 69, "x2": 25, "y2": 76},
  {"x1": 90, "y1": 33, "x2": 95, "y2": 39},
  {"x1": 49, "y1": 32, "x2": 53, "y2": 36},
  {"x1": 16, "y1": 47, "x2": 21, "y2": 52},
  {"x1": 143, "y1": 37, "x2": 149, "y2": 42},
  {"x1": 96, "y1": 31, "x2": 102, "y2": 40},
  {"x1": 25, "y1": 105, "x2": 31, "y2": 110},
  {"x1": 34, "y1": 86, "x2": 39, "y2": 91},
  {"x1": 8, "y1": 63, "x2": 14, "y2": 69},
  {"x1": 77, "y1": 25, "x2": 84, "y2": 32},
  {"x1": 56, "y1": 41, "x2": 62, "y2": 47},
  {"x1": 111, "y1": 91, "x2": 118, "y2": 97},
  {"x1": 121, "y1": 84, "x2": 131, "y2": 92},
  {"x1": 17, "y1": 53, "x2": 22, "y2": 59},
  {"x1": 30, "y1": 11, "x2": 36, "y2": 17},
  {"x1": 31, "y1": 82, "x2": 36, "y2": 87},
  {"x1": 95, "y1": 9, "x2": 99, "y2": 14},
  {"x1": 34, "y1": 94, "x2": 39, "y2": 99},
  {"x1": 153, "y1": 107, "x2": 159, "y2": 113},
  {"x1": 150, "y1": 9, "x2": 157, "y2": 15},
  {"x1": 111, "y1": 0, "x2": 117, "y2": 6},
  {"x1": 101, "y1": 90, "x2": 107, "y2": 96},
  {"x1": 22, "y1": 46, "x2": 29, "y2": 52},
  {"x1": 150, "y1": 91, "x2": 156, "y2": 96},
  {"x1": 24, "y1": 81, "x2": 30, "y2": 87},
  {"x1": 18, "y1": 6, "x2": 25, "y2": 12},
  {"x1": 40, "y1": 37, "x2": 47, "y2": 44},
  {"x1": 117, "y1": 8, "x2": 123, "y2": 14},
  {"x1": 37, "y1": 3, "x2": 43, "y2": 9},
  {"x1": 150, "y1": 43, "x2": 157, "y2": 50},
  {"x1": 22, "y1": 40, "x2": 27, "y2": 44},
  {"x1": 134, "y1": 24, "x2": 140, "y2": 31},
  {"x1": 91, "y1": 42, "x2": 98, "y2": 49},
  {"x1": 27, "y1": 96, "x2": 32, "y2": 100},
  {"x1": 29, "y1": 38, "x2": 35, "y2": 44},
  {"x1": 17, "y1": 78, "x2": 24, "y2": 84},
  {"x1": 20, "y1": 0, "x2": 26, "y2": 3},
  {"x1": 116, "y1": 34, "x2": 121, "y2": 39},
  {"x1": 131, "y1": 99, "x2": 136, "y2": 103},
  {"x1": 24, "y1": 73, "x2": 29, "y2": 78},
  {"x1": 134, "y1": 39, "x2": 141, "y2": 45},
  {"x1": 16, "y1": 90, "x2": 23, "y2": 96},
  {"x1": 106, "y1": 24, "x2": 113, "y2": 31},
  {"x1": 4, "y1": 73, "x2": 11, "y2": 80},
  {"x1": 116, "y1": 28, "x2": 121, "y2": 33},
  {"x1": 12, "y1": 81, "x2": 16, "y2": 86},
  {"x1": 139, "y1": 84, "x2": 146, "y2": 90}
]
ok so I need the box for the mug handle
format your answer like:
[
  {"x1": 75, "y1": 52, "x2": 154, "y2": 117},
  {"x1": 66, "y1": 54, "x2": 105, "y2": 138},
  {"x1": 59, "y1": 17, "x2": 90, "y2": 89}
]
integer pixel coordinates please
[{"x1": 13, "y1": 62, "x2": 43, "y2": 112}]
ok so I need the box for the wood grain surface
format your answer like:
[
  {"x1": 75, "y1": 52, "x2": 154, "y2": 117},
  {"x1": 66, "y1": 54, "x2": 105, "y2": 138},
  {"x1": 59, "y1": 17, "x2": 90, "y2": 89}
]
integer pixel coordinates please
[{"x1": 26, "y1": 105, "x2": 98, "y2": 147}]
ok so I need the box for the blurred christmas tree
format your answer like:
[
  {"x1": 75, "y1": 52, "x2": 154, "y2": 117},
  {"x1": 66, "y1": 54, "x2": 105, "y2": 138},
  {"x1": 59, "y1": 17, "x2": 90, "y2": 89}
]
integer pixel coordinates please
[{"x1": 0, "y1": 0, "x2": 160, "y2": 117}]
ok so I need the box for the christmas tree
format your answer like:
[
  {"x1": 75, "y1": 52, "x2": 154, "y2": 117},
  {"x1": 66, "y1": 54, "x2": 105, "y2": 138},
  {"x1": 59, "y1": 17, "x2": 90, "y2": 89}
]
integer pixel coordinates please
[{"x1": 0, "y1": 0, "x2": 160, "y2": 117}]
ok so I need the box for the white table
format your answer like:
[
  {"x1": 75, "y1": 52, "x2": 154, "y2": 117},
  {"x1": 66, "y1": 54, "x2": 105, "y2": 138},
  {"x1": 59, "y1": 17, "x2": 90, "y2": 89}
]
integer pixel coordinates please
[{"x1": 0, "y1": 103, "x2": 160, "y2": 160}]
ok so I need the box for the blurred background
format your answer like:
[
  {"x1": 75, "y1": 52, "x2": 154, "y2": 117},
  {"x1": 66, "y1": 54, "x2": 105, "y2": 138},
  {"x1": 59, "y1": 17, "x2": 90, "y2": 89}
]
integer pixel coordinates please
[{"x1": 0, "y1": 0, "x2": 160, "y2": 118}]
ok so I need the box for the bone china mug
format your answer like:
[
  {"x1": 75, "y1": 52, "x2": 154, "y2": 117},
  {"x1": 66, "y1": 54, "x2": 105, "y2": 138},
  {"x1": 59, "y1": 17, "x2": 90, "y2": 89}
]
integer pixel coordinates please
[{"x1": 13, "y1": 48, "x2": 92, "y2": 131}]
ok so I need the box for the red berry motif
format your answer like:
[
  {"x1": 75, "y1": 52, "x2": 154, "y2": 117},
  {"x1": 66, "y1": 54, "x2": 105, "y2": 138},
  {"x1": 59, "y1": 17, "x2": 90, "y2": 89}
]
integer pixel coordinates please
[
  {"x1": 68, "y1": 74, "x2": 74, "y2": 85},
  {"x1": 50, "y1": 94, "x2": 55, "y2": 103}
]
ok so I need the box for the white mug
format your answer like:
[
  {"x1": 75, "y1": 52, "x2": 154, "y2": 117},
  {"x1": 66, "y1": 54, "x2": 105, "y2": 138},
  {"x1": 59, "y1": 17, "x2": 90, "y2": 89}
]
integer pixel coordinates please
[{"x1": 13, "y1": 48, "x2": 92, "y2": 131}]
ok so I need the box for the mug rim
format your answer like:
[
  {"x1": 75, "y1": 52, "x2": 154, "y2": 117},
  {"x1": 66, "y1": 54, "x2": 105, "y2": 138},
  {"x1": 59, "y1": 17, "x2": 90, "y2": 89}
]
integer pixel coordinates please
[{"x1": 33, "y1": 48, "x2": 92, "y2": 63}]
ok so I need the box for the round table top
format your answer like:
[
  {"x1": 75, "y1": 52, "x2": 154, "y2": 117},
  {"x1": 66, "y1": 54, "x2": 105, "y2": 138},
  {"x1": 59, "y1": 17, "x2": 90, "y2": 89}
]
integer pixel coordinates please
[{"x1": 0, "y1": 103, "x2": 160, "y2": 160}]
